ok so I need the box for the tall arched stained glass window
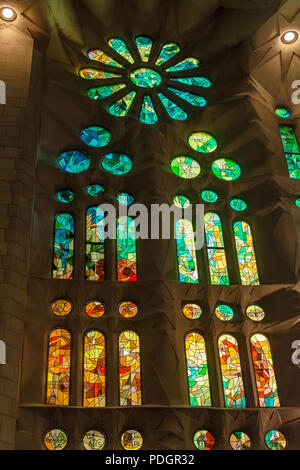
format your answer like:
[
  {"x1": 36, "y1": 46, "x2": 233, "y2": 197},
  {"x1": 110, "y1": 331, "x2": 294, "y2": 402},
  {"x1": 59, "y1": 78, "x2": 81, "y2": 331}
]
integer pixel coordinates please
[
  {"x1": 176, "y1": 219, "x2": 199, "y2": 283},
  {"x1": 86, "y1": 207, "x2": 105, "y2": 281},
  {"x1": 185, "y1": 332, "x2": 211, "y2": 407},
  {"x1": 119, "y1": 330, "x2": 141, "y2": 406},
  {"x1": 117, "y1": 216, "x2": 137, "y2": 281},
  {"x1": 233, "y1": 221, "x2": 259, "y2": 285},
  {"x1": 204, "y1": 212, "x2": 229, "y2": 285},
  {"x1": 46, "y1": 328, "x2": 71, "y2": 406},
  {"x1": 250, "y1": 334, "x2": 280, "y2": 408},
  {"x1": 279, "y1": 126, "x2": 300, "y2": 179},
  {"x1": 218, "y1": 334, "x2": 246, "y2": 408},
  {"x1": 83, "y1": 330, "x2": 106, "y2": 407},
  {"x1": 52, "y1": 213, "x2": 74, "y2": 279}
]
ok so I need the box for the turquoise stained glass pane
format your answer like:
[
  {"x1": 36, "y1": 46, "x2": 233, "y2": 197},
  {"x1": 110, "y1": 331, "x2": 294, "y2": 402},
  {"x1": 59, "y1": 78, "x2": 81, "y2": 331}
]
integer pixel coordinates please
[
  {"x1": 295, "y1": 198, "x2": 300, "y2": 207},
  {"x1": 173, "y1": 195, "x2": 190, "y2": 208},
  {"x1": 107, "y1": 91, "x2": 136, "y2": 117},
  {"x1": 156, "y1": 43, "x2": 180, "y2": 66},
  {"x1": 130, "y1": 69, "x2": 161, "y2": 88},
  {"x1": 170, "y1": 77, "x2": 211, "y2": 88},
  {"x1": 86, "y1": 184, "x2": 105, "y2": 198},
  {"x1": 107, "y1": 38, "x2": 134, "y2": 63},
  {"x1": 212, "y1": 159, "x2": 241, "y2": 181},
  {"x1": 201, "y1": 190, "x2": 218, "y2": 203},
  {"x1": 171, "y1": 157, "x2": 200, "y2": 179},
  {"x1": 101, "y1": 153, "x2": 132, "y2": 175},
  {"x1": 166, "y1": 58, "x2": 200, "y2": 72},
  {"x1": 58, "y1": 151, "x2": 90, "y2": 174},
  {"x1": 135, "y1": 36, "x2": 153, "y2": 62},
  {"x1": 158, "y1": 93, "x2": 187, "y2": 120},
  {"x1": 52, "y1": 213, "x2": 74, "y2": 279},
  {"x1": 117, "y1": 192, "x2": 135, "y2": 206},
  {"x1": 215, "y1": 304, "x2": 234, "y2": 321},
  {"x1": 88, "y1": 84, "x2": 126, "y2": 100},
  {"x1": 139, "y1": 96, "x2": 158, "y2": 125},
  {"x1": 56, "y1": 190, "x2": 75, "y2": 204},
  {"x1": 275, "y1": 108, "x2": 290, "y2": 118},
  {"x1": 81, "y1": 127, "x2": 111, "y2": 148},
  {"x1": 280, "y1": 127, "x2": 299, "y2": 153},
  {"x1": 88, "y1": 49, "x2": 124, "y2": 68},
  {"x1": 168, "y1": 88, "x2": 206, "y2": 107},
  {"x1": 284, "y1": 154, "x2": 300, "y2": 179},
  {"x1": 230, "y1": 199, "x2": 247, "y2": 211},
  {"x1": 86, "y1": 206, "x2": 105, "y2": 281},
  {"x1": 176, "y1": 219, "x2": 198, "y2": 283}
]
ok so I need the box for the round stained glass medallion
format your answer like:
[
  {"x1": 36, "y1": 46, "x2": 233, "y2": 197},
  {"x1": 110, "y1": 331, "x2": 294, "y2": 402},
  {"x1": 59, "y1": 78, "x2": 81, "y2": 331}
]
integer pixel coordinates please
[
  {"x1": 201, "y1": 190, "x2": 218, "y2": 203},
  {"x1": 230, "y1": 198, "x2": 247, "y2": 211},
  {"x1": 182, "y1": 303, "x2": 203, "y2": 320},
  {"x1": 82, "y1": 430, "x2": 105, "y2": 450},
  {"x1": 275, "y1": 108, "x2": 290, "y2": 118},
  {"x1": 44, "y1": 429, "x2": 68, "y2": 451},
  {"x1": 51, "y1": 299, "x2": 72, "y2": 317},
  {"x1": 56, "y1": 189, "x2": 75, "y2": 204},
  {"x1": 189, "y1": 132, "x2": 218, "y2": 153},
  {"x1": 119, "y1": 301, "x2": 138, "y2": 318},
  {"x1": 230, "y1": 432, "x2": 251, "y2": 450},
  {"x1": 58, "y1": 150, "x2": 90, "y2": 174},
  {"x1": 171, "y1": 156, "x2": 200, "y2": 179},
  {"x1": 212, "y1": 158, "x2": 241, "y2": 181},
  {"x1": 121, "y1": 430, "x2": 143, "y2": 450},
  {"x1": 173, "y1": 195, "x2": 191, "y2": 208},
  {"x1": 117, "y1": 192, "x2": 135, "y2": 206},
  {"x1": 101, "y1": 153, "x2": 132, "y2": 175},
  {"x1": 295, "y1": 198, "x2": 300, "y2": 207},
  {"x1": 246, "y1": 304, "x2": 265, "y2": 322},
  {"x1": 215, "y1": 304, "x2": 234, "y2": 321},
  {"x1": 130, "y1": 68, "x2": 162, "y2": 88},
  {"x1": 80, "y1": 126, "x2": 111, "y2": 148},
  {"x1": 265, "y1": 430, "x2": 287, "y2": 450},
  {"x1": 86, "y1": 184, "x2": 105, "y2": 198},
  {"x1": 193, "y1": 430, "x2": 215, "y2": 450},
  {"x1": 85, "y1": 300, "x2": 105, "y2": 319}
]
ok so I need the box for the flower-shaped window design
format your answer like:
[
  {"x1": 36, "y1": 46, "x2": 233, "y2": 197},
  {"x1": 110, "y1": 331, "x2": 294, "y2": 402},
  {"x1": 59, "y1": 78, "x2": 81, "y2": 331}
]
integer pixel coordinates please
[{"x1": 80, "y1": 37, "x2": 211, "y2": 124}]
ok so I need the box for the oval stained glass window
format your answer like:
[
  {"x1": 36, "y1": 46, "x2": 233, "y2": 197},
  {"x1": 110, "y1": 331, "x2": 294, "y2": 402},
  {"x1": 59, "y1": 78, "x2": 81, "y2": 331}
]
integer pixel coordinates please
[
  {"x1": 85, "y1": 300, "x2": 105, "y2": 319},
  {"x1": 246, "y1": 304, "x2": 265, "y2": 322},
  {"x1": 215, "y1": 304, "x2": 234, "y2": 321},
  {"x1": 275, "y1": 108, "x2": 290, "y2": 118},
  {"x1": 50, "y1": 299, "x2": 72, "y2": 317},
  {"x1": 171, "y1": 156, "x2": 200, "y2": 179},
  {"x1": 230, "y1": 198, "x2": 247, "y2": 211},
  {"x1": 121, "y1": 430, "x2": 143, "y2": 450},
  {"x1": 81, "y1": 126, "x2": 111, "y2": 148},
  {"x1": 101, "y1": 153, "x2": 133, "y2": 175},
  {"x1": 295, "y1": 198, "x2": 300, "y2": 207},
  {"x1": 212, "y1": 158, "x2": 241, "y2": 181},
  {"x1": 130, "y1": 68, "x2": 162, "y2": 88},
  {"x1": 86, "y1": 184, "x2": 105, "y2": 198},
  {"x1": 56, "y1": 189, "x2": 75, "y2": 204},
  {"x1": 58, "y1": 150, "x2": 91, "y2": 174},
  {"x1": 119, "y1": 301, "x2": 138, "y2": 318},
  {"x1": 82, "y1": 430, "x2": 105, "y2": 450},
  {"x1": 44, "y1": 429, "x2": 68, "y2": 451},
  {"x1": 173, "y1": 195, "x2": 191, "y2": 208},
  {"x1": 230, "y1": 432, "x2": 251, "y2": 450},
  {"x1": 201, "y1": 190, "x2": 218, "y2": 203},
  {"x1": 265, "y1": 430, "x2": 287, "y2": 450},
  {"x1": 193, "y1": 430, "x2": 215, "y2": 450},
  {"x1": 189, "y1": 132, "x2": 218, "y2": 153},
  {"x1": 117, "y1": 192, "x2": 135, "y2": 206},
  {"x1": 182, "y1": 303, "x2": 203, "y2": 319}
]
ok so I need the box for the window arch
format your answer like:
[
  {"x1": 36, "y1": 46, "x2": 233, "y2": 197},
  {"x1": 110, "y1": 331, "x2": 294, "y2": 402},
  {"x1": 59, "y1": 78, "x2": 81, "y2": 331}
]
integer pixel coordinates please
[
  {"x1": 218, "y1": 334, "x2": 246, "y2": 408},
  {"x1": 117, "y1": 216, "x2": 137, "y2": 281},
  {"x1": 185, "y1": 332, "x2": 211, "y2": 406},
  {"x1": 46, "y1": 328, "x2": 71, "y2": 406},
  {"x1": 176, "y1": 219, "x2": 199, "y2": 283},
  {"x1": 83, "y1": 330, "x2": 106, "y2": 407},
  {"x1": 86, "y1": 206, "x2": 105, "y2": 281},
  {"x1": 204, "y1": 212, "x2": 229, "y2": 285},
  {"x1": 233, "y1": 221, "x2": 259, "y2": 285},
  {"x1": 119, "y1": 330, "x2": 141, "y2": 406},
  {"x1": 250, "y1": 334, "x2": 280, "y2": 407},
  {"x1": 279, "y1": 126, "x2": 300, "y2": 179},
  {"x1": 52, "y1": 213, "x2": 74, "y2": 279}
]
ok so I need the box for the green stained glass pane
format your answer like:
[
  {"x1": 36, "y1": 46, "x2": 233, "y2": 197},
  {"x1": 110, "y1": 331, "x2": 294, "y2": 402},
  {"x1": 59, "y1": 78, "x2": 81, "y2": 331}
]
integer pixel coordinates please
[
  {"x1": 230, "y1": 199, "x2": 247, "y2": 211},
  {"x1": 130, "y1": 68, "x2": 161, "y2": 88},
  {"x1": 295, "y1": 198, "x2": 300, "y2": 207},
  {"x1": 79, "y1": 68, "x2": 121, "y2": 80},
  {"x1": 171, "y1": 76, "x2": 211, "y2": 87},
  {"x1": 52, "y1": 213, "x2": 74, "y2": 280},
  {"x1": 86, "y1": 184, "x2": 105, "y2": 198},
  {"x1": 81, "y1": 126, "x2": 111, "y2": 148},
  {"x1": 101, "y1": 153, "x2": 132, "y2": 175},
  {"x1": 193, "y1": 430, "x2": 215, "y2": 450},
  {"x1": 234, "y1": 221, "x2": 259, "y2": 285},
  {"x1": 117, "y1": 216, "x2": 137, "y2": 281},
  {"x1": 88, "y1": 84, "x2": 126, "y2": 100},
  {"x1": 173, "y1": 195, "x2": 190, "y2": 208},
  {"x1": 204, "y1": 212, "x2": 229, "y2": 285},
  {"x1": 88, "y1": 49, "x2": 124, "y2": 68},
  {"x1": 139, "y1": 95, "x2": 158, "y2": 125},
  {"x1": 168, "y1": 87, "x2": 206, "y2": 107},
  {"x1": 58, "y1": 151, "x2": 90, "y2": 174},
  {"x1": 265, "y1": 430, "x2": 286, "y2": 450},
  {"x1": 166, "y1": 57, "x2": 200, "y2": 72},
  {"x1": 201, "y1": 190, "x2": 218, "y2": 203},
  {"x1": 56, "y1": 189, "x2": 75, "y2": 204},
  {"x1": 156, "y1": 42, "x2": 180, "y2": 66},
  {"x1": 215, "y1": 304, "x2": 234, "y2": 321},
  {"x1": 285, "y1": 154, "x2": 300, "y2": 179},
  {"x1": 185, "y1": 333, "x2": 211, "y2": 406},
  {"x1": 176, "y1": 219, "x2": 199, "y2": 283},
  {"x1": 246, "y1": 304, "x2": 265, "y2": 322},
  {"x1": 275, "y1": 107, "x2": 290, "y2": 118},
  {"x1": 204, "y1": 212, "x2": 225, "y2": 247},
  {"x1": 212, "y1": 159, "x2": 241, "y2": 181},
  {"x1": 44, "y1": 429, "x2": 68, "y2": 451},
  {"x1": 171, "y1": 156, "x2": 200, "y2": 179},
  {"x1": 107, "y1": 38, "x2": 134, "y2": 63},
  {"x1": 107, "y1": 90, "x2": 136, "y2": 117},
  {"x1": 135, "y1": 36, "x2": 153, "y2": 62},
  {"x1": 280, "y1": 126, "x2": 299, "y2": 153},
  {"x1": 117, "y1": 192, "x2": 135, "y2": 206},
  {"x1": 158, "y1": 93, "x2": 187, "y2": 120},
  {"x1": 189, "y1": 132, "x2": 218, "y2": 153}
]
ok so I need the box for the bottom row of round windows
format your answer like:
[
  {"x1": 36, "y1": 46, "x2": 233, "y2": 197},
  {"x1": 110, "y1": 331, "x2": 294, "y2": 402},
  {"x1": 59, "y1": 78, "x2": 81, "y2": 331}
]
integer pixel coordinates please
[{"x1": 44, "y1": 428, "x2": 287, "y2": 451}]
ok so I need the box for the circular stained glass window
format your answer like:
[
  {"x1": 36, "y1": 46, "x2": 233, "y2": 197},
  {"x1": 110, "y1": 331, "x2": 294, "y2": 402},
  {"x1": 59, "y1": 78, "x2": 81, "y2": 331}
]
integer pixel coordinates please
[
  {"x1": 101, "y1": 153, "x2": 133, "y2": 175},
  {"x1": 188, "y1": 132, "x2": 218, "y2": 153},
  {"x1": 117, "y1": 192, "x2": 135, "y2": 206},
  {"x1": 86, "y1": 184, "x2": 105, "y2": 197},
  {"x1": 58, "y1": 150, "x2": 90, "y2": 174},
  {"x1": 265, "y1": 430, "x2": 287, "y2": 450},
  {"x1": 275, "y1": 108, "x2": 290, "y2": 118},
  {"x1": 121, "y1": 430, "x2": 143, "y2": 450},
  {"x1": 171, "y1": 156, "x2": 200, "y2": 179},
  {"x1": 82, "y1": 430, "x2": 105, "y2": 450},
  {"x1": 201, "y1": 190, "x2": 218, "y2": 203},
  {"x1": 44, "y1": 429, "x2": 68, "y2": 450},
  {"x1": 182, "y1": 303, "x2": 203, "y2": 319},
  {"x1": 215, "y1": 304, "x2": 234, "y2": 321},
  {"x1": 130, "y1": 68, "x2": 162, "y2": 88},
  {"x1": 246, "y1": 304, "x2": 265, "y2": 322},
  {"x1": 80, "y1": 126, "x2": 111, "y2": 148},
  {"x1": 119, "y1": 301, "x2": 138, "y2": 318},
  {"x1": 85, "y1": 300, "x2": 105, "y2": 319},
  {"x1": 193, "y1": 430, "x2": 215, "y2": 450},
  {"x1": 51, "y1": 299, "x2": 72, "y2": 317},
  {"x1": 295, "y1": 198, "x2": 300, "y2": 207},
  {"x1": 173, "y1": 195, "x2": 191, "y2": 208},
  {"x1": 230, "y1": 432, "x2": 251, "y2": 450},
  {"x1": 211, "y1": 158, "x2": 241, "y2": 181},
  {"x1": 230, "y1": 198, "x2": 247, "y2": 211},
  {"x1": 56, "y1": 189, "x2": 75, "y2": 204}
]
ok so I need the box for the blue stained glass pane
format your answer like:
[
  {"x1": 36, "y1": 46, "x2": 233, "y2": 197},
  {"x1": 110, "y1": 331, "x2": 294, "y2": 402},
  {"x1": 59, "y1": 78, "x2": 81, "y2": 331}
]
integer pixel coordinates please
[
  {"x1": 166, "y1": 57, "x2": 200, "y2": 72},
  {"x1": 139, "y1": 96, "x2": 158, "y2": 125},
  {"x1": 107, "y1": 38, "x2": 134, "y2": 63},
  {"x1": 86, "y1": 184, "x2": 105, "y2": 197},
  {"x1": 135, "y1": 36, "x2": 153, "y2": 62},
  {"x1": 168, "y1": 87, "x2": 207, "y2": 107},
  {"x1": 101, "y1": 153, "x2": 133, "y2": 175},
  {"x1": 56, "y1": 189, "x2": 75, "y2": 204},
  {"x1": 80, "y1": 126, "x2": 111, "y2": 148},
  {"x1": 117, "y1": 192, "x2": 135, "y2": 206},
  {"x1": 170, "y1": 77, "x2": 211, "y2": 87},
  {"x1": 52, "y1": 213, "x2": 74, "y2": 279},
  {"x1": 88, "y1": 84, "x2": 126, "y2": 100},
  {"x1": 158, "y1": 93, "x2": 187, "y2": 120},
  {"x1": 156, "y1": 43, "x2": 180, "y2": 66},
  {"x1": 58, "y1": 151, "x2": 90, "y2": 174}
]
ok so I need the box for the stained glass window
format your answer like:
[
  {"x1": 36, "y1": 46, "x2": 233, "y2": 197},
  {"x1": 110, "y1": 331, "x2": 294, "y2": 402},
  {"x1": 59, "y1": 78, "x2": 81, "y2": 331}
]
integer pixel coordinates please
[
  {"x1": 50, "y1": 299, "x2": 72, "y2": 317},
  {"x1": 85, "y1": 300, "x2": 105, "y2": 319},
  {"x1": 88, "y1": 49, "x2": 125, "y2": 68},
  {"x1": 173, "y1": 195, "x2": 191, "y2": 208},
  {"x1": 185, "y1": 332, "x2": 211, "y2": 406},
  {"x1": 233, "y1": 221, "x2": 259, "y2": 285},
  {"x1": 79, "y1": 67, "x2": 121, "y2": 80},
  {"x1": 166, "y1": 57, "x2": 200, "y2": 72},
  {"x1": 108, "y1": 38, "x2": 134, "y2": 63},
  {"x1": 218, "y1": 334, "x2": 246, "y2": 408},
  {"x1": 117, "y1": 192, "x2": 135, "y2": 206},
  {"x1": 193, "y1": 430, "x2": 215, "y2": 450},
  {"x1": 182, "y1": 303, "x2": 203, "y2": 320},
  {"x1": 83, "y1": 330, "x2": 106, "y2": 407},
  {"x1": 121, "y1": 430, "x2": 143, "y2": 450},
  {"x1": 58, "y1": 151, "x2": 90, "y2": 174},
  {"x1": 88, "y1": 84, "x2": 126, "y2": 101},
  {"x1": 130, "y1": 68, "x2": 161, "y2": 88},
  {"x1": 156, "y1": 42, "x2": 180, "y2": 66},
  {"x1": 212, "y1": 158, "x2": 241, "y2": 181},
  {"x1": 189, "y1": 132, "x2": 218, "y2": 153},
  {"x1": 275, "y1": 107, "x2": 290, "y2": 118},
  {"x1": 117, "y1": 216, "x2": 137, "y2": 281},
  {"x1": 80, "y1": 126, "x2": 111, "y2": 148},
  {"x1": 279, "y1": 126, "x2": 300, "y2": 179},
  {"x1": 201, "y1": 190, "x2": 218, "y2": 203},
  {"x1": 265, "y1": 430, "x2": 286, "y2": 450},
  {"x1": 204, "y1": 212, "x2": 229, "y2": 285},
  {"x1": 176, "y1": 219, "x2": 199, "y2": 283},
  {"x1": 295, "y1": 198, "x2": 300, "y2": 207},
  {"x1": 107, "y1": 91, "x2": 136, "y2": 117},
  {"x1": 86, "y1": 184, "x2": 105, "y2": 198},
  {"x1": 86, "y1": 206, "x2": 105, "y2": 281},
  {"x1": 119, "y1": 301, "x2": 138, "y2": 318},
  {"x1": 158, "y1": 93, "x2": 187, "y2": 120},
  {"x1": 250, "y1": 334, "x2": 280, "y2": 407},
  {"x1": 135, "y1": 36, "x2": 153, "y2": 62},
  {"x1": 171, "y1": 77, "x2": 211, "y2": 87},
  {"x1": 101, "y1": 153, "x2": 133, "y2": 175},
  {"x1": 230, "y1": 199, "x2": 247, "y2": 211},
  {"x1": 139, "y1": 95, "x2": 158, "y2": 125},
  {"x1": 168, "y1": 87, "x2": 207, "y2": 107},
  {"x1": 230, "y1": 432, "x2": 251, "y2": 450},
  {"x1": 46, "y1": 328, "x2": 71, "y2": 406},
  {"x1": 82, "y1": 430, "x2": 106, "y2": 450},
  {"x1": 119, "y1": 330, "x2": 141, "y2": 406},
  {"x1": 246, "y1": 304, "x2": 265, "y2": 322},
  {"x1": 171, "y1": 156, "x2": 200, "y2": 179},
  {"x1": 215, "y1": 304, "x2": 234, "y2": 321},
  {"x1": 44, "y1": 429, "x2": 68, "y2": 450},
  {"x1": 56, "y1": 189, "x2": 75, "y2": 204},
  {"x1": 52, "y1": 213, "x2": 74, "y2": 280}
]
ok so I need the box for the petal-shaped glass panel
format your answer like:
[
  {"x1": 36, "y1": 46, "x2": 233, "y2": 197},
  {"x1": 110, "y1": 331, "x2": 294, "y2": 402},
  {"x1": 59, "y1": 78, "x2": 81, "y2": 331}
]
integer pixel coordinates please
[
  {"x1": 168, "y1": 87, "x2": 207, "y2": 107},
  {"x1": 58, "y1": 151, "x2": 90, "y2": 174},
  {"x1": 171, "y1": 77, "x2": 211, "y2": 87},
  {"x1": 88, "y1": 84, "x2": 126, "y2": 100},
  {"x1": 81, "y1": 126, "x2": 111, "y2": 148},
  {"x1": 88, "y1": 49, "x2": 124, "y2": 68},
  {"x1": 101, "y1": 153, "x2": 133, "y2": 175},
  {"x1": 135, "y1": 36, "x2": 153, "y2": 62},
  {"x1": 166, "y1": 57, "x2": 200, "y2": 72},
  {"x1": 139, "y1": 95, "x2": 158, "y2": 125},
  {"x1": 79, "y1": 68, "x2": 121, "y2": 80},
  {"x1": 158, "y1": 93, "x2": 187, "y2": 120},
  {"x1": 156, "y1": 42, "x2": 180, "y2": 66},
  {"x1": 107, "y1": 90, "x2": 136, "y2": 117},
  {"x1": 107, "y1": 38, "x2": 134, "y2": 63}
]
